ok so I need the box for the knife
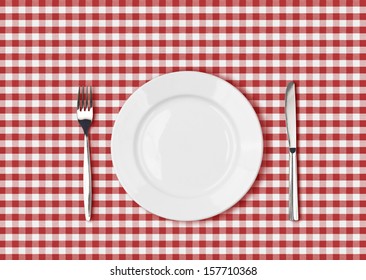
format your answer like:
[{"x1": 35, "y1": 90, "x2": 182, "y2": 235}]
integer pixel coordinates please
[{"x1": 285, "y1": 81, "x2": 299, "y2": 221}]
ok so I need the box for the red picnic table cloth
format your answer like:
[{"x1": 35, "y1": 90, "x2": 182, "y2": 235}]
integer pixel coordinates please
[{"x1": 0, "y1": 0, "x2": 365, "y2": 259}]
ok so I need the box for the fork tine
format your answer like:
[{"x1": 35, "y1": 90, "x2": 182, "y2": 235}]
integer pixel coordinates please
[
  {"x1": 81, "y1": 86, "x2": 84, "y2": 109},
  {"x1": 84, "y1": 87, "x2": 89, "y2": 110},
  {"x1": 90, "y1": 86, "x2": 93, "y2": 108},
  {"x1": 82, "y1": 86, "x2": 86, "y2": 110},
  {"x1": 87, "y1": 86, "x2": 90, "y2": 110},
  {"x1": 77, "y1": 87, "x2": 80, "y2": 109}
]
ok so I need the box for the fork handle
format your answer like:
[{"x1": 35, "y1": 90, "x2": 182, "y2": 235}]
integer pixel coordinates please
[
  {"x1": 83, "y1": 134, "x2": 92, "y2": 221},
  {"x1": 289, "y1": 148, "x2": 299, "y2": 221}
]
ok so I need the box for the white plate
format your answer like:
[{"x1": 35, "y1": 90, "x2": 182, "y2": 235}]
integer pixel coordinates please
[{"x1": 111, "y1": 71, "x2": 263, "y2": 221}]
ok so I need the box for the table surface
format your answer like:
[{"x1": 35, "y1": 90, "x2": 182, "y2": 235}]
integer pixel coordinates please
[{"x1": 0, "y1": 0, "x2": 365, "y2": 260}]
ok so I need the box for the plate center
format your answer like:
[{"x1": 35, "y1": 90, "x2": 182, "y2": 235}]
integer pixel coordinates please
[{"x1": 136, "y1": 95, "x2": 236, "y2": 198}]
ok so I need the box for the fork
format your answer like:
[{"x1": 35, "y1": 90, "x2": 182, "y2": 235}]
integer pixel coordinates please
[{"x1": 77, "y1": 86, "x2": 93, "y2": 221}]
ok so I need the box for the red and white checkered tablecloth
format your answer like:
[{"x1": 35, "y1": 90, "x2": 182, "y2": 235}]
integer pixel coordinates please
[{"x1": 0, "y1": 0, "x2": 365, "y2": 260}]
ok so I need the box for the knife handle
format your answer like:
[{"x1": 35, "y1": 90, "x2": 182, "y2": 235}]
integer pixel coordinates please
[{"x1": 289, "y1": 148, "x2": 299, "y2": 221}]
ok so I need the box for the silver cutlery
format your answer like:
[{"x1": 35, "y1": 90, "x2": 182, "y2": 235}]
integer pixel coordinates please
[
  {"x1": 285, "y1": 81, "x2": 299, "y2": 221},
  {"x1": 77, "y1": 86, "x2": 93, "y2": 221}
]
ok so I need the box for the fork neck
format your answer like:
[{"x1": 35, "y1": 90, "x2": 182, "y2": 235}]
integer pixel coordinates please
[{"x1": 79, "y1": 119, "x2": 91, "y2": 136}]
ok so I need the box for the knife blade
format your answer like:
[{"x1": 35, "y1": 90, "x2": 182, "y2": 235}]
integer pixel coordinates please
[{"x1": 285, "y1": 81, "x2": 299, "y2": 221}]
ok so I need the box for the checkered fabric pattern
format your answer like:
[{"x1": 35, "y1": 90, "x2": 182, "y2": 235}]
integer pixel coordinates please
[{"x1": 0, "y1": 0, "x2": 365, "y2": 260}]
